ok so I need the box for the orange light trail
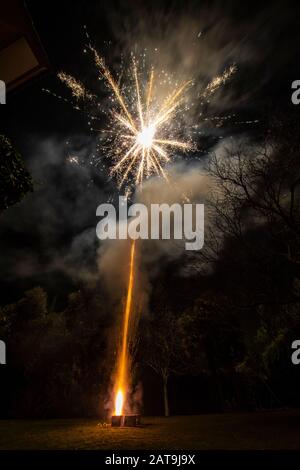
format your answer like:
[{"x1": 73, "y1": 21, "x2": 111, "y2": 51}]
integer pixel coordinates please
[{"x1": 114, "y1": 239, "x2": 136, "y2": 415}]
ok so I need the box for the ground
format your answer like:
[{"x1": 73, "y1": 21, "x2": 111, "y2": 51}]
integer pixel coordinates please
[{"x1": 0, "y1": 410, "x2": 300, "y2": 449}]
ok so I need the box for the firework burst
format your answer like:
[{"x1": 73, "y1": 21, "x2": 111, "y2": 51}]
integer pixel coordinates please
[
  {"x1": 107, "y1": 62, "x2": 192, "y2": 188},
  {"x1": 53, "y1": 43, "x2": 237, "y2": 193},
  {"x1": 88, "y1": 46, "x2": 194, "y2": 190}
]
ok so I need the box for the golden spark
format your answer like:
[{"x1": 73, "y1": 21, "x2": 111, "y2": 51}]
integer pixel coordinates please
[{"x1": 92, "y1": 50, "x2": 193, "y2": 187}]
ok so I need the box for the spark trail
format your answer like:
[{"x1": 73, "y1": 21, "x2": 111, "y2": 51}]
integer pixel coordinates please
[{"x1": 114, "y1": 240, "x2": 136, "y2": 415}]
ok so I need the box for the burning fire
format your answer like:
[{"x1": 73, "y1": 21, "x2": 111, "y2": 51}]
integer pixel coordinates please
[
  {"x1": 115, "y1": 389, "x2": 124, "y2": 416},
  {"x1": 114, "y1": 240, "x2": 136, "y2": 416}
]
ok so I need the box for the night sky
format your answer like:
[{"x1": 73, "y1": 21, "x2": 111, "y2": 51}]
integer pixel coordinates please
[{"x1": 1, "y1": 0, "x2": 300, "y2": 305}]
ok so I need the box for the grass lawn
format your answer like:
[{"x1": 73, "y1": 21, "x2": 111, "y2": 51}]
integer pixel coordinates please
[{"x1": 0, "y1": 409, "x2": 300, "y2": 450}]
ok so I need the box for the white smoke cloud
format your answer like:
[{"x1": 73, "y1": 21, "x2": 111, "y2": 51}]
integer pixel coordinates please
[{"x1": 97, "y1": 163, "x2": 216, "y2": 311}]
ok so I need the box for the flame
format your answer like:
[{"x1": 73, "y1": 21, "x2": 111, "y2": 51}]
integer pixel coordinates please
[
  {"x1": 114, "y1": 240, "x2": 136, "y2": 416},
  {"x1": 115, "y1": 389, "x2": 124, "y2": 416}
]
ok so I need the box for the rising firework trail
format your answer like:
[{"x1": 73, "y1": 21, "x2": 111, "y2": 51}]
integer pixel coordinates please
[{"x1": 114, "y1": 240, "x2": 135, "y2": 416}]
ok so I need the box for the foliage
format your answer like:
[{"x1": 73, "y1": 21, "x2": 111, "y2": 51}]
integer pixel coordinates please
[
  {"x1": 0, "y1": 286, "x2": 112, "y2": 418},
  {"x1": 0, "y1": 135, "x2": 33, "y2": 212}
]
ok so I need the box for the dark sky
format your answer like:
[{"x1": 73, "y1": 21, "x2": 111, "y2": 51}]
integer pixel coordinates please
[
  {"x1": 4, "y1": 0, "x2": 300, "y2": 137},
  {"x1": 1, "y1": 0, "x2": 300, "y2": 305}
]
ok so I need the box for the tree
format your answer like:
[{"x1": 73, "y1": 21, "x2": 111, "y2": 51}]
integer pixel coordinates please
[
  {"x1": 141, "y1": 310, "x2": 182, "y2": 417},
  {"x1": 178, "y1": 296, "x2": 245, "y2": 411},
  {"x1": 0, "y1": 285, "x2": 112, "y2": 418},
  {"x1": 0, "y1": 135, "x2": 33, "y2": 213},
  {"x1": 204, "y1": 120, "x2": 300, "y2": 309},
  {"x1": 199, "y1": 117, "x2": 300, "y2": 409}
]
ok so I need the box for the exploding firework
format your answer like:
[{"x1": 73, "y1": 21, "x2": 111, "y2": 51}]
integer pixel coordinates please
[
  {"x1": 103, "y1": 62, "x2": 193, "y2": 188},
  {"x1": 54, "y1": 42, "x2": 237, "y2": 194},
  {"x1": 58, "y1": 49, "x2": 194, "y2": 191},
  {"x1": 53, "y1": 39, "x2": 237, "y2": 421}
]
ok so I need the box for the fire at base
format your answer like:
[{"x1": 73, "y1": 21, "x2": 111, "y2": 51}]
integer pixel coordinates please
[{"x1": 113, "y1": 240, "x2": 136, "y2": 417}]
